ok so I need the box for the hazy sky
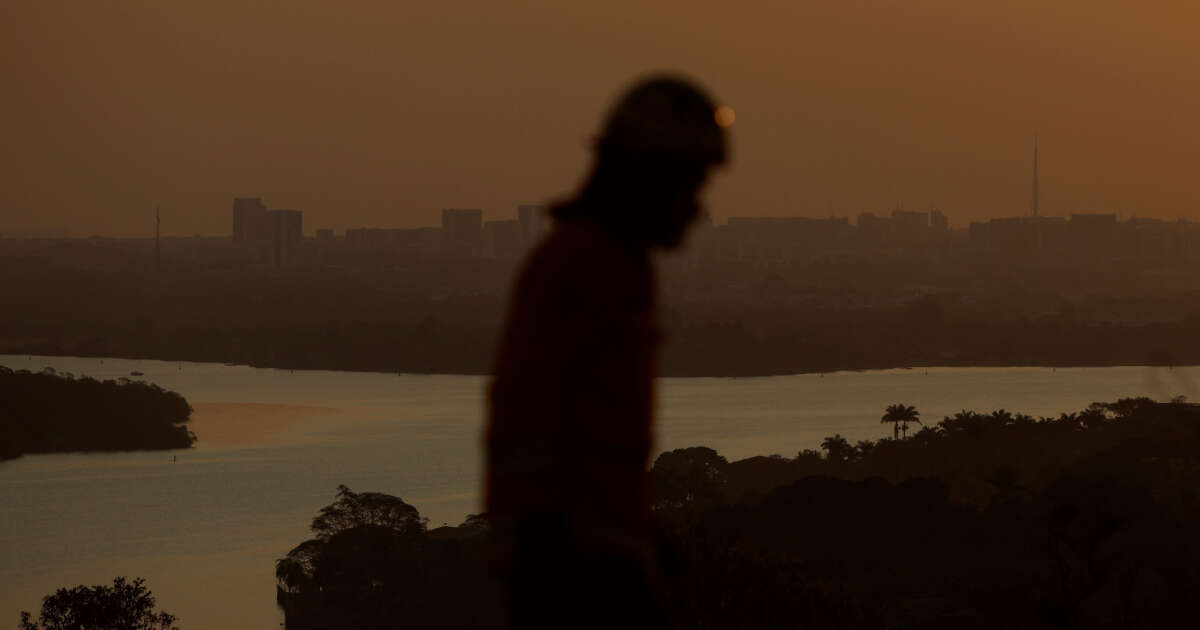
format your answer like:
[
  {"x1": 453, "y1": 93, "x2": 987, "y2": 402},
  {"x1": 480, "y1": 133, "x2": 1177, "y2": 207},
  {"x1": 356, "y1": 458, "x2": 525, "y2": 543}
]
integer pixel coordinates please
[{"x1": 2, "y1": 1, "x2": 1197, "y2": 236}]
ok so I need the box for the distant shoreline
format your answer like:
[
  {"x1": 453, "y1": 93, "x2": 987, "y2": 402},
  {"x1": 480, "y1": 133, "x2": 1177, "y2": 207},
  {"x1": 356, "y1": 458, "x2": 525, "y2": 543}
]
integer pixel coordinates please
[{"x1": 2, "y1": 351, "x2": 1195, "y2": 380}]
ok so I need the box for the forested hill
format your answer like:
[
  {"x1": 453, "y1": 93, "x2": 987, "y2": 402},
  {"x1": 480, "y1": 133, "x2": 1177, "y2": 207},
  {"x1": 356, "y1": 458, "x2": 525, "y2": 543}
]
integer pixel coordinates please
[
  {"x1": 0, "y1": 367, "x2": 195, "y2": 461},
  {"x1": 266, "y1": 398, "x2": 1200, "y2": 629}
]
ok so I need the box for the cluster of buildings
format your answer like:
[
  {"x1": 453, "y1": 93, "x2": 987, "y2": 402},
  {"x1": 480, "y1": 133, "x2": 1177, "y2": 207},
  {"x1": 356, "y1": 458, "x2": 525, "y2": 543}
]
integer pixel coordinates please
[
  {"x1": 337, "y1": 205, "x2": 546, "y2": 259},
  {"x1": 696, "y1": 208, "x2": 1200, "y2": 267},
  {"x1": 231, "y1": 198, "x2": 304, "y2": 266},
  {"x1": 230, "y1": 196, "x2": 1200, "y2": 269},
  {"x1": 692, "y1": 206, "x2": 951, "y2": 264},
  {"x1": 231, "y1": 198, "x2": 546, "y2": 265},
  {"x1": 960, "y1": 138, "x2": 1200, "y2": 265},
  {"x1": 967, "y1": 214, "x2": 1200, "y2": 263}
]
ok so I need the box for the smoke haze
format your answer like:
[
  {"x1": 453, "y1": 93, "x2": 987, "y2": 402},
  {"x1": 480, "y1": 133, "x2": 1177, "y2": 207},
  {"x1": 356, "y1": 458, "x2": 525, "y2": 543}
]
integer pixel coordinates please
[{"x1": 3, "y1": 1, "x2": 1198, "y2": 236}]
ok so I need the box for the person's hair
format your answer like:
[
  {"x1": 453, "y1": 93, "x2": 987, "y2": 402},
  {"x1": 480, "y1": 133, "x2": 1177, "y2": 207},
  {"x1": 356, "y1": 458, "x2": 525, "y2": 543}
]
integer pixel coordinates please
[
  {"x1": 554, "y1": 75, "x2": 728, "y2": 227},
  {"x1": 593, "y1": 74, "x2": 728, "y2": 167}
]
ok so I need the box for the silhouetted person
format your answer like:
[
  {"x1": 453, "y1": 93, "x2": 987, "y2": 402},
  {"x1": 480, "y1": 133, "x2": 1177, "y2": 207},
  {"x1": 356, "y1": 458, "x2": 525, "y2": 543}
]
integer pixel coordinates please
[{"x1": 486, "y1": 75, "x2": 729, "y2": 628}]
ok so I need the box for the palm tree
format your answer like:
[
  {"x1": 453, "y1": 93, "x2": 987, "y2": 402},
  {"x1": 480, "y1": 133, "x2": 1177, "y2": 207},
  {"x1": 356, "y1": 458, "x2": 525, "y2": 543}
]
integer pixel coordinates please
[
  {"x1": 881, "y1": 404, "x2": 920, "y2": 439},
  {"x1": 820, "y1": 434, "x2": 855, "y2": 463}
]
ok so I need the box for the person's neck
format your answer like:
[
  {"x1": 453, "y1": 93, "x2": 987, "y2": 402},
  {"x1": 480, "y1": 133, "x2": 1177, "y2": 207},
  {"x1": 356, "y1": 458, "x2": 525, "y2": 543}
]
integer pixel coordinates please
[{"x1": 574, "y1": 212, "x2": 650, "y2": 254}]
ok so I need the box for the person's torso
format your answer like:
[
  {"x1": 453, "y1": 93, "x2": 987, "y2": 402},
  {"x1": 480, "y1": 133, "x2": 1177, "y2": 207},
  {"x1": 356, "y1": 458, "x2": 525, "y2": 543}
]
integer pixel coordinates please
[{"x1": 486, "y1": 219, "x2": 660, "y2": 546}]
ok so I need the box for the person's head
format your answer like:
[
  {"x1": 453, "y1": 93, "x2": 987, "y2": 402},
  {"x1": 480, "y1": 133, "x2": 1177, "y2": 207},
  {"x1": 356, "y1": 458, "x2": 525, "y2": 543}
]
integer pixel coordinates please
[{"x1": 563, "y1": 74, "x2": 731, "y2": 249}]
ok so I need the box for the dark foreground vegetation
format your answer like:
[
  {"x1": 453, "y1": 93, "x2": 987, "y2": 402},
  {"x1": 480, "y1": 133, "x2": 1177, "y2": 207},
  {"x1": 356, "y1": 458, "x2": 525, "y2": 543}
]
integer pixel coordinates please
[
  {"x1": 276, "y1": 397, "x2": 1200, "y2": 629},
  {"x1": 20, "y1": 577, "x2": 178, "y2": 630},
  {"x1": 0, "y1": 366, "x2": 194, "y2": 461},
  {"x1": 275, "y1": 486, "x2": 497, "y2": 629}
]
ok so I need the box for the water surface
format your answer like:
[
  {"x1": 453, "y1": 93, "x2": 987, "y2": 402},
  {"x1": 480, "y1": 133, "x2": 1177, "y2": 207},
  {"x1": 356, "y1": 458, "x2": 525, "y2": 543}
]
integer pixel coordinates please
[{"x1": 2, "y1": 355, "x2": 1192, "y2": 628}]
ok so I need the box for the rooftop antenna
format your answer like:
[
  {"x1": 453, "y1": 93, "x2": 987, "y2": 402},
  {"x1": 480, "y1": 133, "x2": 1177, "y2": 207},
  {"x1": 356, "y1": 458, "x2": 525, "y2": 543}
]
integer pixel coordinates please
[{"x1": 1032, "y1": 134, "x2": 1039, "y2": 217}]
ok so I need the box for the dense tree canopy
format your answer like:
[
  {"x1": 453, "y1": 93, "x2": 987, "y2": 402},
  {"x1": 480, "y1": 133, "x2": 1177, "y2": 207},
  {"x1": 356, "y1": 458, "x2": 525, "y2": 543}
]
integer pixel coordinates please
[
  {"x1": 310, "y1": 484, "x2": 426, "y2": 539},
  {"x1": 276, "y1": 486, "x2": 497, "y2": 630},
  {"x1": 269, "y1": 399, "x2": 1200, "y2": 628},
  {"x1": 651, "y1": 446, "x2": 728, "y2": 510},
  {"x1": 648, "y1": 397, "x2": 1200, "y2": 628},
  {"x1": 0, "y1": 366, "x2": 194, "y2": 460},
  {"x1": 20, "y1": 577, "x2": 178, "y2": 630}
]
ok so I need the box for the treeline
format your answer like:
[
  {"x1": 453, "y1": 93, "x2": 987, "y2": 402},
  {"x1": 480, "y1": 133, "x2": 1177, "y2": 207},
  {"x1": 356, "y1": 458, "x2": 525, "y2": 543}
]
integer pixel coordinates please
[
  {"x1": 0, "y1": 263, "x2": 508, "y2": 374},
  {"x1": 649, "y1": 398, "x2": 1200, "y2": 628},
  {"x1": 0, "y1": 366, "x2": 195, "y2": 460},
  {"x1": 4, "y1": 261, "x2": 1200, "y2": 376},
  {"x1": 275, "y1": 397, "x2": 1200, "y2": 629}
]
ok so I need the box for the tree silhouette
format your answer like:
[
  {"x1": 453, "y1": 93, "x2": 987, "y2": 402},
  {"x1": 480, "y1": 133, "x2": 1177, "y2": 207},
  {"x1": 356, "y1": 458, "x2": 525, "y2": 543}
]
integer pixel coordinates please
[
  {"x1": 20, "y1": 577, "x2": 177, "y2": 630},
  {"x1": 310, "y1": 484, "x2": 426, "y2": 539},
  {"x1": 277, "y1": 485, "x2": 427, "y2": 595},
  {"x1": 820, "y1": 434, "x2": 855, "y2": 463},
  {"x1": 275, "y1": 486, "x2": 497, "y2": 630},
  {"x1": 276, "y1": 487, "x2": 428, "y2": 628},
  {"x1": 259, "y1": 398, "x2": 1200, "y2": 629},
  {"x1": 881, "y1": 404, "x2": 920, "y2": 439},
  {"x1": 652, "y1": 446, "x2": 730, "y2": 510}
]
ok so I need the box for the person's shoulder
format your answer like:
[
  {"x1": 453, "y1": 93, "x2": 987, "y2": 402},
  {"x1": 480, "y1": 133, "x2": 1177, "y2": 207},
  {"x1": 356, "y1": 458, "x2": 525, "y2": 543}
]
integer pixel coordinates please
[
  {"x1": 535, "y1": 221, "x2": 647, "y2": 286},
  {"x1": 559, "y1": 217, "x2": 649, "y2": 263},
  {"x1": 530, "y1": 226, "x2": 656, "y2": 317},
  {"x1": 510, "y1": 226, "x2": 635, "y2": 319}
]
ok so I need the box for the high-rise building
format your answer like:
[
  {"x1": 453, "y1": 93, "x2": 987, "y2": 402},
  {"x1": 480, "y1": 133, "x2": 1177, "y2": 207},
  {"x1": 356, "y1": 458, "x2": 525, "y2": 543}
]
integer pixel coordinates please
[
  {"x1": 930, "y1": 208, "x2": 949, "y2": 231},
  {"x1": 230, "y1": 198, "x2": 302, "y2": 266},
  {"x1": 856, "y1": 212, "x2": 890, "y2": 246},
  {"x1": 232, "y1": 197, "x2": 267, "y2": 243},
  {"x1": 267, "y1": 209, "x2": 303, "y2": 266}
]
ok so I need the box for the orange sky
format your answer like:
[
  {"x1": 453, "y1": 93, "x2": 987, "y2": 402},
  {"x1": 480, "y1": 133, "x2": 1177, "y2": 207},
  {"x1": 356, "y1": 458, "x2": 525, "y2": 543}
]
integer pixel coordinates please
[{"x1": 2, "y1": 1, "x2": 1197, "y2": 236}]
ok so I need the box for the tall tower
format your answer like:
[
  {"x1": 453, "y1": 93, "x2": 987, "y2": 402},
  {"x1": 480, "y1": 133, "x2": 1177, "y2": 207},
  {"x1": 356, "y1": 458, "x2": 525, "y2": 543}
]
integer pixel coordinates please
[{"x1": 1032, "y1": 134, "x2": 1039, "y2": 217}]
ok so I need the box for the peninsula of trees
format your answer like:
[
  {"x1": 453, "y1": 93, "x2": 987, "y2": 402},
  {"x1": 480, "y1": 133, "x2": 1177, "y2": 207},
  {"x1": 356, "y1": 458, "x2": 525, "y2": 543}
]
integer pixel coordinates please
[
  {"x1": 0, "y1": 366, "x2": 195, "y2": 461},
  {"x1": 274, "y1": 397, "x2": 1200, "y2": 629}
]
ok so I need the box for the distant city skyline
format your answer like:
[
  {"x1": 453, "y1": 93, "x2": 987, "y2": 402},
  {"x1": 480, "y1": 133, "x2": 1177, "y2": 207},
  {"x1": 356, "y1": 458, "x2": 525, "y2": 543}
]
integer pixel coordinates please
[
  {"x1": 4, "y1": 200, "x2": 1198, "y2": 240},
  {"x1": 4, "y1": 2, "x2": 1200, "y2": 237}
]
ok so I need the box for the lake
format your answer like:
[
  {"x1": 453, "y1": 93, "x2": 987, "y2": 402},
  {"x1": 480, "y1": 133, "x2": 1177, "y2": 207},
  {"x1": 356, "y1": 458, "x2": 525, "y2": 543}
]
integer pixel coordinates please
[{"x1": 2, "y1": 355, "x2": 1195, "y2": 628}]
